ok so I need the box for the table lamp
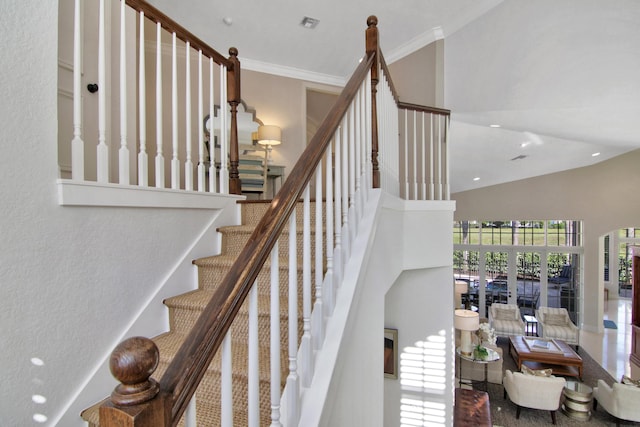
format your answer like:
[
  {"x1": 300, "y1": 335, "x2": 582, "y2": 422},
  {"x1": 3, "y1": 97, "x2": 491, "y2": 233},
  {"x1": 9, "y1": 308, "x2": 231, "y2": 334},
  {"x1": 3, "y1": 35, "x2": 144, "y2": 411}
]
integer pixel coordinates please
[
  {"x1": 455, "y1": 309, "x2": 479, "y2": 357},
  {"x1": 257, "y1": 125, "x2": 281, "y2": 164},
  {"x1": 454, "y1": 280, "x2": 468, "y2": 309}
]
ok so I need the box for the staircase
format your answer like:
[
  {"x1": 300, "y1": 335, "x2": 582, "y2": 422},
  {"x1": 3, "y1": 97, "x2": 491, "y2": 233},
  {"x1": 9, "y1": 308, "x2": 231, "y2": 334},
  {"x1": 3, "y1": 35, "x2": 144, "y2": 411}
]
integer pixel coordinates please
[{"x1": 82, "y1": 199, "x2": 320, "y2": 426}]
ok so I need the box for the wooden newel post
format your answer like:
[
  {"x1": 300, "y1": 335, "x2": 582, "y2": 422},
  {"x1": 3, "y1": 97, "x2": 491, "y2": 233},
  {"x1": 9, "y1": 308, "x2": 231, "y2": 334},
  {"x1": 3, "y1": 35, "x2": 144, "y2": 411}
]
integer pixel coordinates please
[
  {"x1": 227, "y1": 47, "x2": 242, "y2": 195},
  {"x1": 366, "y1": 15, "x2": 380, "y2": 189},
  {"x1": 100, "y1": 337, "x2": 170, "y2": 427}
]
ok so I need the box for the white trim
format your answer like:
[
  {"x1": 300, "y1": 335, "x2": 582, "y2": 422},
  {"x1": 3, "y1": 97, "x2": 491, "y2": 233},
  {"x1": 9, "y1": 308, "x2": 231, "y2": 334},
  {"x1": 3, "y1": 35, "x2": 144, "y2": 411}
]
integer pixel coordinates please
[
  {"x1": 385, "y1": 30, "x2": 439, "y2": 65},
  {"x1": 241, "y1": 57, "x2": 347, "y2": 87},
  {"x1": 57, "y1": 179, "x2": 244, "y2": 208}
]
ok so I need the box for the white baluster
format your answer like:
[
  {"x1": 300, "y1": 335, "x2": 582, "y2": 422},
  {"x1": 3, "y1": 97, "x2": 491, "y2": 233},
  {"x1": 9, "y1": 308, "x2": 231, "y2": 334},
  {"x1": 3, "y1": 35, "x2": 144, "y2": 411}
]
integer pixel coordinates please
[
  {"x1": 137, "y1": 12, "x2": 148, "y2": 187},
  {"x1": 184, "y1": 42, "x2": 193, "y2": 191},
  {"x1": 313, "y1": 165, "x2": 324, "y2": 349},
  {"x1": 97, "y1": 0, "x2": 108, "y2": 183},
  {"x1": 324, "y1": 142, "x2": 335, "y2": 316},
  {"x1": 155, "y1": 22, "x2": 164, "y2": 188},
  {"x1": 286, "y1": 212, "x2": 299, "y2": 425},
  {"x1": 208, "y1": 58, "x2": 216, "y2": 193},
  {"x1": 420, "y1": 112, "x2": 426, "y2": 200},
  {"x1": 348, "y1": 104, "x2": 357, "y2": 243},
  {"x1": 248, "y1": 282, "x2": 259, "y2": 427},
  {"x1": 197, "y1": 51, "x2": 205, "y2": 192},
  {"x1": 171, "y1": 33, "x2": 180, "y2": 189},
  {"x1": 185, "y1": 396, "x2": 197, "y2": 427},
  {"x1": 355, "y1": 84, "x2": 364, "y2": 215},
  {"x1": 219, "y1": 65, "x2": 228, "y2": 194},
  {"x1": 221, "y1": 331, "x2": 233, "y2": 426},
  {"x1": 341, "y1": 120, "x2": 350, "y2": 260},
  {"x1": 412, "y1": 110, "x2": 418, "y2": 200},
  {"x1": 333, "y1": 129, "x2": 343, "y2": 287},
  {"x1": 364, "y1": 73, "x2": 372, "y2": 195},
  {"x1": 300, "y1": 186, "x2": 313, "y2": 387},
  {"x1": 270, "y1": 242, "x2": 282, "y2": 427},
  {"x1": 437, "y1": 114, "x2": 443, "y2": 200},
  {"x1": 118, "y1": 0, "x2": 129, "y2": 185},
  {"x1": 403, "y1": 110, "x2": 409, "y2": 199},
  {"x1": 444, "y1": 115, "x2": 450, "y2": 200},
  {"x1": 71, "y1": 0, "x2": 84, "y2": 181},
  {"x1": 429, "y1": 113, "x2": 434, "y2": 200}
]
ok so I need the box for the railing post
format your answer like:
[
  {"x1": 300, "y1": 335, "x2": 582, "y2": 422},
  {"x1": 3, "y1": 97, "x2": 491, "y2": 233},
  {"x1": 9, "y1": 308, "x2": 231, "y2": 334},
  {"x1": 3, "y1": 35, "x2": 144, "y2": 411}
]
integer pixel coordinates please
[
  {"x1": 100, "y1": 337, "x2": 170, "y2": 427},
  {"x1": 366, "y1": 16, "x2": 380, "y2": 188},
  {"x1": 227, "y1": 47, "x2": 242, "y2": 195}
]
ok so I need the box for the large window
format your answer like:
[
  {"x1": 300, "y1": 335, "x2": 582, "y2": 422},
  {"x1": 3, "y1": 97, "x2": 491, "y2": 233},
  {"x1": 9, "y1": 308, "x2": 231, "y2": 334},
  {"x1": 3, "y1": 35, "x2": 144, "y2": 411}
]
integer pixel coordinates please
[
  {"x1": 454, "y1": 220, "x2": 583, "y2": 323},
  {"x1": 604, "y1": 228, "x2": 640, "y2": 298}
]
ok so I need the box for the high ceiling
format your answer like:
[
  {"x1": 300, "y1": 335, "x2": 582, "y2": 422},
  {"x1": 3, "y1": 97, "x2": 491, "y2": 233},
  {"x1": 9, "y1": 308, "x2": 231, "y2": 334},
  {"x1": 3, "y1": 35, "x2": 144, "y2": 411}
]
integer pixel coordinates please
[{"x1": 149, "y1": 0, "x2": 640, "y2": 193}]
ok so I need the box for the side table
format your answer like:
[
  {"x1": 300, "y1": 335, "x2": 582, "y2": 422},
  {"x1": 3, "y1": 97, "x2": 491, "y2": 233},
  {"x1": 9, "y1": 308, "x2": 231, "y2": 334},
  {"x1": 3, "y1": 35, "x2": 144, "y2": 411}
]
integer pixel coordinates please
[
  {"x1": 562, "y1": 380, "x2": 593, "y2": 421},
  {"x1": 523, "y1": 315, "x2": 538, "y2": 336},
  {"x1": 457, "y1": 347, "x2": 500, "y2": 392}
]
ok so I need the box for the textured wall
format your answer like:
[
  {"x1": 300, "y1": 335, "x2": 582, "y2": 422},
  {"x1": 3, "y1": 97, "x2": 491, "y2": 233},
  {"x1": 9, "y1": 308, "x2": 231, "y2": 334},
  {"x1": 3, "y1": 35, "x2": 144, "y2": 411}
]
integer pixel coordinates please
[{"x1": 0, "y1": 2, "x2": 236, "y2": 425}]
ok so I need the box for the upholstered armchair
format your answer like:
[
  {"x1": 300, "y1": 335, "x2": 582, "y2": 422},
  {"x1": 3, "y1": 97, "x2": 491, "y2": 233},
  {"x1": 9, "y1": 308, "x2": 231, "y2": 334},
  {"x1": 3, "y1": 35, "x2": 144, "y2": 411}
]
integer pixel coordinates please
[
  {"x1": 593, "y1": 379, "x2": 640, "y2": 425},
  {"x1": 488, "y1": 303, "x2": 525, "y2": 337},
  {"x1": 503, "y1": 369, "x2": 566, "y2": 424},
  {"x1": 535, "y1": 307, "x2": 579, "y2": 347}
]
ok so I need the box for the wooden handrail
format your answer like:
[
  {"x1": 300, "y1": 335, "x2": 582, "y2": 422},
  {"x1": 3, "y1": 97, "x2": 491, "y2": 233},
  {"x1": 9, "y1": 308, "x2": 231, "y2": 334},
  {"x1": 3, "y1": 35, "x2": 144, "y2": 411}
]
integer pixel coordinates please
[
  {"x1": 125, "y1": 0, "x2": 231, "y2": 68},
  {"x1": 124, "y1": 0, "x2": 241, "y2": 195},
  {"x1": 397, "y1": 101, "x2": 451, "y2": 116},
  {"x1": 159, "y1": 50, "x2": 377, "y2": 427},
  {"x1": 101, "y1": 15, "x2": 379, "y2": 426}
]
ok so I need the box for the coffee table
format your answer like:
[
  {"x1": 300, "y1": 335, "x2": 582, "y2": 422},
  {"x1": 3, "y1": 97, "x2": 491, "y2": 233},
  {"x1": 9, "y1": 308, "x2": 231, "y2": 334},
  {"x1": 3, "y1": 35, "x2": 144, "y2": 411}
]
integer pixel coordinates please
[{"x1": 509, "y1": 336, "x2": 583, "y2": 379}]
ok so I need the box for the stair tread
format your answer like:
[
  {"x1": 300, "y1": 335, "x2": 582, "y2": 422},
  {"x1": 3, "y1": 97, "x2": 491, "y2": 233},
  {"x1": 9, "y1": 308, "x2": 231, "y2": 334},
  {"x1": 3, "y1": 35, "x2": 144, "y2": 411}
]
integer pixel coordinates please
[
  {"x1": 153, "y1": 331, "x2": 286, "y2": 382},
  {"x1": 164, "y1": 289, "x2": 293, "y2": 315},
  {"x1": 193, "y1": 253, "x2": 315, "y2": 270}
]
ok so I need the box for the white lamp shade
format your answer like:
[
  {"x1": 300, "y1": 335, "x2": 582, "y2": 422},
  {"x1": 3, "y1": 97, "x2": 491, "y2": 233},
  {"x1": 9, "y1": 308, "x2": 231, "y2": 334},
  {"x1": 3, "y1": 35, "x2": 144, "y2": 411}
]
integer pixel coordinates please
[
  {"x1": 455, "y1": 280, "x2": 468, "y2": 295},
  {"x1": 257, "y1": 125, "x2": 282, "y2": 146},
  {"x1": 454, "y1": 309, "x2": 479, "y2": 331}
]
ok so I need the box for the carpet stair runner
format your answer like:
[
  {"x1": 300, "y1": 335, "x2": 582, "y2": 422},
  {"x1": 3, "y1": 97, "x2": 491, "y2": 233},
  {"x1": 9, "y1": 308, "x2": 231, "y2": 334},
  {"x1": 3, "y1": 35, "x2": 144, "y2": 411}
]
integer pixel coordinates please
[{"x1": 82, "y1": 200, "x2": 322, "y2": 426}]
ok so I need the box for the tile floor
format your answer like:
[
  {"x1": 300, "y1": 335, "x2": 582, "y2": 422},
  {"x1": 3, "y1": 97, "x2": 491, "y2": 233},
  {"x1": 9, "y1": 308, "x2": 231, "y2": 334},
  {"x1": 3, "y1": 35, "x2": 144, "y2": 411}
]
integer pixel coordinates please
[{"x1": 580, "y1": 298, "x2": 633, "y2": 380}]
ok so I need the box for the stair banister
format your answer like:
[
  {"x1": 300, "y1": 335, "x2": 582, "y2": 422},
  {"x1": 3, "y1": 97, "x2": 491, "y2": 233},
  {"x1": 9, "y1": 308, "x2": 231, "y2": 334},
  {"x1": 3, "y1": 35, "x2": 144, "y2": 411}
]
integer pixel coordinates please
[
  {"x1": 67, "y1": 0, "x2": 241, "y2": 195},
  {"x1": 100, "y1": 16, "x2": 379, "y2": 427},
  {"x1": 125, "y1": 0, "x2": 241, "y2": 194}
]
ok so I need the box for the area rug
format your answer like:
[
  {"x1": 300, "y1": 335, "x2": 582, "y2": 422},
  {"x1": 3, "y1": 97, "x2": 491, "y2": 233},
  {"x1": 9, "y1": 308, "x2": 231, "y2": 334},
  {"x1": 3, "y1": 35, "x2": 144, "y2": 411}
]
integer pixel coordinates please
[
  {"x1": 487, "y1": 337, "x2": 640, "y2": 426},
  {"x1": 604, "y1": 320, "x2": 618, "y2": 329}
]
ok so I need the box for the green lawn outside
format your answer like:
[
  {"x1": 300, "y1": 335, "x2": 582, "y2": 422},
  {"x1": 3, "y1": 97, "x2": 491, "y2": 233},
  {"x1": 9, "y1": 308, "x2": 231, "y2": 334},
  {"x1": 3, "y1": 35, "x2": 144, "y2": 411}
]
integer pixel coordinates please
[{"x1": 453, "y1": 225, "x2": 567, "y2": 246}]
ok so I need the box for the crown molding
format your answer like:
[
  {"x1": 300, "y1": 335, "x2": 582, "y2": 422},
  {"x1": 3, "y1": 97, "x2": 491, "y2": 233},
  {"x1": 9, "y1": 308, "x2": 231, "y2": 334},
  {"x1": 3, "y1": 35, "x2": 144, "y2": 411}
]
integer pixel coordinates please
[{"x1": 240, "y1": 58, "x2": 346, "y2": 87}]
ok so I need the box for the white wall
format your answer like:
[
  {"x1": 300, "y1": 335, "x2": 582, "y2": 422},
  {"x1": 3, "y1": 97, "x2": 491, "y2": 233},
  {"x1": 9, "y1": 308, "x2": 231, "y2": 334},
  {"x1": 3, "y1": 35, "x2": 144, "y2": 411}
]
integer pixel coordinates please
[
  {"x1": 453, "y1": 149, "x2": 640, "y2": 334},
  {"x1": 318, "y1": 195, "x2": 455, "y2": 427},
  {"x1": 0, "y1": 3, "x2": 239, "y2": 425}
]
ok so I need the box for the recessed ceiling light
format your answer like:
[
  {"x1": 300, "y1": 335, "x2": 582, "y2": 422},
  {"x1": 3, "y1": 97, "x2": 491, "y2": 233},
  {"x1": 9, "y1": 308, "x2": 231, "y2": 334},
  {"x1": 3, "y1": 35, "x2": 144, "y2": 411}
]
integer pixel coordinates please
[
  {"x1": 520, "y1": 141, "x2": 530, "y2": 148},
  {"x1": 473, "y1": 177, "x2": 480, "y2": 181},
  {"x1": 592, "y1": 152, "x2": 601, "y2": 157},
  {"x1": 489, "y1": 124, "x2": 501, "y2": 128},
  {"x1": 222, "y1": 17, "x2": 233, "y2": 26},
  {"x1": 300, "y1": 16, "x2": 320, "y2": 29}
]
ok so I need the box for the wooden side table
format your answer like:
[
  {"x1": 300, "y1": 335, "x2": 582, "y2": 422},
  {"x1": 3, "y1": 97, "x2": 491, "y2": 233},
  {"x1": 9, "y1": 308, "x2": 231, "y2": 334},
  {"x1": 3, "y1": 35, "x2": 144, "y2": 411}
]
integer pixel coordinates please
[{"x1": 562, "y1": 380, "x2": 593, "y2": 421}]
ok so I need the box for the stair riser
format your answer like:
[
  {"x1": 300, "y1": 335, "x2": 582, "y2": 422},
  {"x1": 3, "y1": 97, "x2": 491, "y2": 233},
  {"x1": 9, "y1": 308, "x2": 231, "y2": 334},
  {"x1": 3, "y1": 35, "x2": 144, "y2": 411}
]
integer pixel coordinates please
[
  {"x1": 241, "y1": 201, "x2": 325, "y2": 227},
  {"x1": 167, "y1": 303, "x2": 304, "y2": 345},
  {"x1": 197, "y1": 263, "x2": 310, "y2": 294},
  {"x1": 219, "y1": 228, "x2": 322, "y2": 261}
]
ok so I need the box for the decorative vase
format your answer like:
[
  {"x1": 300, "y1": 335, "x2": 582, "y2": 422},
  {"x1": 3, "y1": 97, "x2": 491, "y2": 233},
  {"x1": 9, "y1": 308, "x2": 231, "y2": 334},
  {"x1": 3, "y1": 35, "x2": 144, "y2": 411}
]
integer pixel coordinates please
[{"x1": 474, "y1": 345, "x2": 489, "y2": 361}]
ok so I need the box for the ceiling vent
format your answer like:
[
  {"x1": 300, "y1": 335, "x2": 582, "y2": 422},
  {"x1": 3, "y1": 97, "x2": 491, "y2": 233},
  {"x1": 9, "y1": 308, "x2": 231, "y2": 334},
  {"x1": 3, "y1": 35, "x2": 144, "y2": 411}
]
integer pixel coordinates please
[{"x1": 300, "y1": 16, "x2": 320, "y2": 29}]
